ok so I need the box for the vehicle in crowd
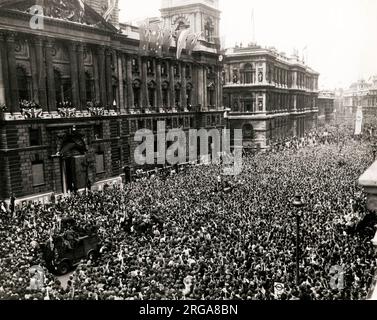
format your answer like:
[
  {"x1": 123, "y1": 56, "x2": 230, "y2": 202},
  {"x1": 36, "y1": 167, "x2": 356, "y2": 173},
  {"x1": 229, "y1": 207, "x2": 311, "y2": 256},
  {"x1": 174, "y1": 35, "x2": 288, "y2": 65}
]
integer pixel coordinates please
[{"x1": 41, "y1": 232, "x2": 101, "y2": 275}]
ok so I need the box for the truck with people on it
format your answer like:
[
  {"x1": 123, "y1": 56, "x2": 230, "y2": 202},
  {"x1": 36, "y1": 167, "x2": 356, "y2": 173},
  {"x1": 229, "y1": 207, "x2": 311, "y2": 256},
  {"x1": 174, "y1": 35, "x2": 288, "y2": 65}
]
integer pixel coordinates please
[{"x1": 41, "y1": 218, "x2": 101, "y2": 275}]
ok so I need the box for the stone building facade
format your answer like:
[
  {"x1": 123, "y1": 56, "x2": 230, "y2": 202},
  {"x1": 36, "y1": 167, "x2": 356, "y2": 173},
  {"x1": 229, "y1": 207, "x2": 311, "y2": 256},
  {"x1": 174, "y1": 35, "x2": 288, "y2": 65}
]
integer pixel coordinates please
[
  {"x1": 317, "y1": 91, "x2": 335, "y2": 126},
  {"x1": 341, "y1": 77, "x2": 377, "y2": 126},
  {"x1": 0, "y1": 0, "x2": 224, "y2": 203},
  {"x1": 223, "y1": 44, "x2": 319, "y2": 150}
]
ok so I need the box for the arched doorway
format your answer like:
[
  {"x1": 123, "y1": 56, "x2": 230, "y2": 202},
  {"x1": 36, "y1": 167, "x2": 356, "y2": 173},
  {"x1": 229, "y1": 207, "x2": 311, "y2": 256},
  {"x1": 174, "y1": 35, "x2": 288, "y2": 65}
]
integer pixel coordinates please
[{"x1": 59, "y1": 133, "x2": 88, "y2": 193}]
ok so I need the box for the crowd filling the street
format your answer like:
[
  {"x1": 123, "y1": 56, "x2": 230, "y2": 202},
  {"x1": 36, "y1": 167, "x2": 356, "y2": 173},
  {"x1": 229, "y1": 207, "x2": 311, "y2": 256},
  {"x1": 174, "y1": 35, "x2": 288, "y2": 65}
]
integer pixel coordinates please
[{"x1": 1, "y1": 125, "x2": 377, "y2": 300}]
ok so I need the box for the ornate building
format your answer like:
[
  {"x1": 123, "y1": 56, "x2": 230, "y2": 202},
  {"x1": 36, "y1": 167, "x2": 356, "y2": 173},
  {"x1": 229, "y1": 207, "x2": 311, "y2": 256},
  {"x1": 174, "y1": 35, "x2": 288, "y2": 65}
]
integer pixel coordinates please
[
  {"x1": 223, "y1": 44, "x2": 319, "y2": 150},
  {"x1": 317, "y1": 91, "x2": 335, "y2": 126},
  {"x1": 0, "y1": 0, "x2": 224, "y2": 203},
  {"x1": 341, "y1": 77, "x2": 377, "y2": 126}
]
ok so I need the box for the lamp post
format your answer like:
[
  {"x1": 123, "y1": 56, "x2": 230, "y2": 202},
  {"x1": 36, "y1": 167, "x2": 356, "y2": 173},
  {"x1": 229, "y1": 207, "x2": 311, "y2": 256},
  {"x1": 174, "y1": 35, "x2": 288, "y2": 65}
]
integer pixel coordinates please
[
  {"x1": 372, "y1": 142, "x2": 377, "y2": 161},
  {"x1": 292, "y1": 194, "x2": 305, "y2": 286}
]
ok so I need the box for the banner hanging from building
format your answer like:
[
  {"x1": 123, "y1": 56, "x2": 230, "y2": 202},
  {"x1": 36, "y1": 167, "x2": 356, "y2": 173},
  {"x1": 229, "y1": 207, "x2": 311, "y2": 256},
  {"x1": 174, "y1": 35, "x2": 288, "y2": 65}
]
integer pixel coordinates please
[{"x1": 354, "y1": 106, "x2": 363, "y2": 136}]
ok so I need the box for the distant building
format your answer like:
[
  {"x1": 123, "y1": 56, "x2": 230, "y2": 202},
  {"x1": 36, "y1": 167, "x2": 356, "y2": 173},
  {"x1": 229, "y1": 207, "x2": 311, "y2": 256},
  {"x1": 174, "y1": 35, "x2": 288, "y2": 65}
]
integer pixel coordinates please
[
  {"x1": 317, "y1": 91, "x2": 335, "y2": 126},
  {"x1": 223, "y1": 44, "x2": 319, "y2": 150},
  {"x1": 342, "y1": 77, "x2": 377, "y2": 125}
]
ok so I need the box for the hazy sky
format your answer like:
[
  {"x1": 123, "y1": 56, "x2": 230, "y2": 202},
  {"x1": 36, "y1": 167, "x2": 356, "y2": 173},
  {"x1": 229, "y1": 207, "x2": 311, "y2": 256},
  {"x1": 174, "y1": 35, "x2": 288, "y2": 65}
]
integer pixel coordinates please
[{"x1": 119, "y1": 0, "x2": 377, "y2": 89}]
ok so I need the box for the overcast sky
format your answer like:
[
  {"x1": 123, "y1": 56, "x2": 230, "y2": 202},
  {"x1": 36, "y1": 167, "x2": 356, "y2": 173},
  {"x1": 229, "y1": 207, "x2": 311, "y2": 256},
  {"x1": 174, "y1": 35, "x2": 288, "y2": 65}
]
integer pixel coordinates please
[{"x1": 119, "y1": 0, "x2": 377, "y2": 89}]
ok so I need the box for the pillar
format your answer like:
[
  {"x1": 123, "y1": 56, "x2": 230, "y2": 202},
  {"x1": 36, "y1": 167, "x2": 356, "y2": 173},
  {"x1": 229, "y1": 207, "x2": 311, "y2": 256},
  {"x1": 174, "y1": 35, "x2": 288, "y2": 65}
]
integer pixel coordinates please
[
  {"x1": 77, "y1": 43, "x2": 87, "y2": 110},
  {"x1": 181, "y1": 62, "x2": 187, "y2": 110},
  {"x1": 68, "y1": 43, "x2": 80, "y2": 107},
  {"x1": 117, "y1": 54, "x2": 125, "y2": 113},
  {"x1": 45, "y1": 39, "x2": 56, "y2": 112},
  {"x1": 169, "y1": 60, "x2": 175, "y2": 108},
  {"x1": 156, "y1": 59, "x2": 162, "y2": 110},
  {"x1": 126, "y1": 55, "x2": 134, "y2": 110},
  {"x1": 7, "y1": 33, "x2": 19, "y2": 113},
  {"x1": 97, "y1": 46, "x2": 107, "y2": 106},
  {"x1": 141, "y1": 58, "x2": 148, "y2": 108},
  {"x1": 197, "y1": 65, "x2": 204, "y2": 111},
  {"x1": 105, "y1": 49, "x2": 113, "y2": 107},
  {"x1": 203, "y1": 67, "x2": 208, "y2": 110},
  {"x1": 0, "y1": 32, "x2": 8, "y2": 107},
  {"x1": 29, "y1": 40, "x2": 39, "y2": 103},
  {"x1": 92, "y1": 51, "x2": 100, "y2": 103}
]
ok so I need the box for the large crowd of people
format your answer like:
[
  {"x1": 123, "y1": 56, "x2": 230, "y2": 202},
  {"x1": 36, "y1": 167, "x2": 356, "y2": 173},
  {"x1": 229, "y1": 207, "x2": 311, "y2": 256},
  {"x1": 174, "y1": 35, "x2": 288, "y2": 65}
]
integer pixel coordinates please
[{"x1": 0, "y1": 125, "x2": 377, "y2": 300}]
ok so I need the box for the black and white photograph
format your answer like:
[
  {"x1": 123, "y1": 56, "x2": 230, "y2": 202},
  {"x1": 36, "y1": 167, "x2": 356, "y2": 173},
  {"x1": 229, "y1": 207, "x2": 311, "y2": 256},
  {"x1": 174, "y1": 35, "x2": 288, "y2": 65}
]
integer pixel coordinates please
[{"x1": 0, "y1": 0, "x2": 377, "y2": 310}]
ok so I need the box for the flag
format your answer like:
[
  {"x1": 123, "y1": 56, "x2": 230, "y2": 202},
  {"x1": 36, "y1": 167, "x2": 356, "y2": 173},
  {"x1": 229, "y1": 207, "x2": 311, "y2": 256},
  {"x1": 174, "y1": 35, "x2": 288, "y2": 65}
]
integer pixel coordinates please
[
  {"x1": 103, "y1": 0, "x2": 117, "y2": 22},
  {"x1": 149, "y1": 23, "x2": 161, "y2": 54},
  {"x1": 176, "y1": 28, "x2": 191, "y2": 59},
  {"x1": 186, "y1": 32, "x2": 202, "y2": 56},
  {"x1": 139, "y1": 23, "x2": 151, "y2": 53},
  {"x1": 161, "y1": 27, "x2": 173, "y2": 54}
]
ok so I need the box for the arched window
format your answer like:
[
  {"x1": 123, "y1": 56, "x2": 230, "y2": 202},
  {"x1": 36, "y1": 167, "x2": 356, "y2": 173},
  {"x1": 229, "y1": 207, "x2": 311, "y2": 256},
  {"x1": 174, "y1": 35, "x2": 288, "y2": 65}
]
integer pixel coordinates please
[
  {"x1": 85, "y1": 71, "x2": 94, "y2": 103},
  {"x1": 132, "y1": 58, "x2": 139, "y2": 74},
  {"x1": 147, "y1": 60, "x2": 153, "y2": 75},
  {"x1": 186, "y1": 65, "x2": 191, "y2": 78},
  {"x1": 207, "y1": 82, "x2": 215, "y2": 107},
  {"x1": 243, "y1": 63, "x2": 253, "y2": 84},
  {"x1": 148, "y1": 81, "x2": 156, "y2": 107},
  {"x1": 54, "y1": 69, "x2": 72, "y2": 105},
  {"x1": 17, "y1": 66, "x2": 30, "y2": 101},
  {"x1": 174, "y1": 83, "x2": 181, "y2": 107},
  {"x1": 133, "y1": 79, "x2": 141, "y2": 108},
  {"x1": 176, "y1": 20, "x2": 187, "y2": 31},
  {"x1": 186, "y1": 83, "x2": 193, "y2": 107},
  {"x1": 112, "y1": 76, "x2": 118, "y2": 109},
  {"x1": 174, "y1": 63, "x2": 180, "y2": 77},
  {"x1": 204, "y1": 20, "x2": 214, "y2": 42},
  {"x1": 161, "y1": 62, "x2": 167, "y2": 77},
  {"x1": 162, "y1": 81, "x2": 169, "y2": 107}
]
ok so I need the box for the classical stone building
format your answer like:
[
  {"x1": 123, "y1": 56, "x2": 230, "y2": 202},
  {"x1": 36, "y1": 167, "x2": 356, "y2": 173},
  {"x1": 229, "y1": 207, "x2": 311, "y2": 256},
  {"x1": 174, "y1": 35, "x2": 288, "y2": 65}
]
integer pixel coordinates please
[
  {"x1": 0, "y1": 0, "x2": 224, "y2": 203},
  {"x1": 223, "y1": 44, "x2": 319, "y2": 150},
  {"x1": 317, "y1": 91, "x2": 335, "y2": 126},
  {"x1": 341, "y1": 77, "x2": 377, "y2": 126}
]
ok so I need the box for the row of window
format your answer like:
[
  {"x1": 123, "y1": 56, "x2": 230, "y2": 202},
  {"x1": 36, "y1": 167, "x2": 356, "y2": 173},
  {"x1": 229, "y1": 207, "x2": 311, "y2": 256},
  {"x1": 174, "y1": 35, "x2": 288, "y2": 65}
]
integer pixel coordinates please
[
  {"x1": 130, "y1": 117, "x2": 195, "y2": 132},
  {"x1": 228, "y1": 64, "x2": 318, "y2": 90},
  {"x1": 132, "y1": 58, "x2": 193, "y2": 79}
]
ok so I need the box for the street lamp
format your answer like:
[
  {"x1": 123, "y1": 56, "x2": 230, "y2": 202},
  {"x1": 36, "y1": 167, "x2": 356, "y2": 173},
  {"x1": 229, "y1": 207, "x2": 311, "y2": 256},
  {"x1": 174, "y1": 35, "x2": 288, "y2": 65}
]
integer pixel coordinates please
[
  {"x1": 292, "y1": 194, "x2": 305, "y2": 286},
  {"x1": 372, "y1": 142, "x2": 377, "y2": 161}
]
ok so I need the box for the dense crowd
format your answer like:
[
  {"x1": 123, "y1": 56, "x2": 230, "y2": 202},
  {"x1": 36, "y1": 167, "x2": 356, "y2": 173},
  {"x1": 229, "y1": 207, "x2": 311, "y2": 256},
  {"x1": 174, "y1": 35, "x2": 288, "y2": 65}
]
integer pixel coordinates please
[{"x1": 1, "y1": 127, "x2": 377, "y2": 300}]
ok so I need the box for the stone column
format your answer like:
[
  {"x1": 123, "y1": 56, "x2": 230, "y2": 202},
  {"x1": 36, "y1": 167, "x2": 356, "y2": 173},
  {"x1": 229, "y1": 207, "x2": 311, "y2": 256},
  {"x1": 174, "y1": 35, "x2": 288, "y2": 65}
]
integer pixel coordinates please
[
  {"x1": 191, "y1": 64, "x2": 197, "y2": 106},
  {"x1": 203, "y1": 67, "x2": 208, "y2": 110},
  {"x1": 68, "y1": 43, "x2": 80, "y2": 107},
  {"x1": 126, "y1": 55, "x2": 134, "y2": 110},
  {"x1": 197, "y1": 66, "x2": 204, "y2": 111},
  {"x1": 29, "y1": 39, "x2": 39, "y2": 103},
  {"x1": 45, "y1": 39, "x2": 56, "y2": 112},
  {"x1": 169, "y1": 61, "x2": 175, "y2": 108},
  {"x1": 0, "y1": 32, "x2": 8, "y2": 106},
  {"x1": 117, "y1": 53, "x2": 125, "y2": 113},
  {"x1": 181, "y1": 62, "x2": 187, "y2": 110},
  {"x1": 92, "y1": 51, "x2": 100, "y2": 103},
  {"x1": 97, "y1": 46, "x2": 107, "y2": 106},
  {"x1": 156, "y1": 59, "x2": 162, "y2": 110},
  {"x1": 7, "y1": 33, "x2": 19, "y2": 113},
  {"x1": 141, "y1": 58, "x2": 148, "y2": 108},
  {"x1": 105, "y1": 48, "x2": 113, "y2": 108},
  {"x1": 77, "y1": 44, "x2": 87, "y2": 110}
]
